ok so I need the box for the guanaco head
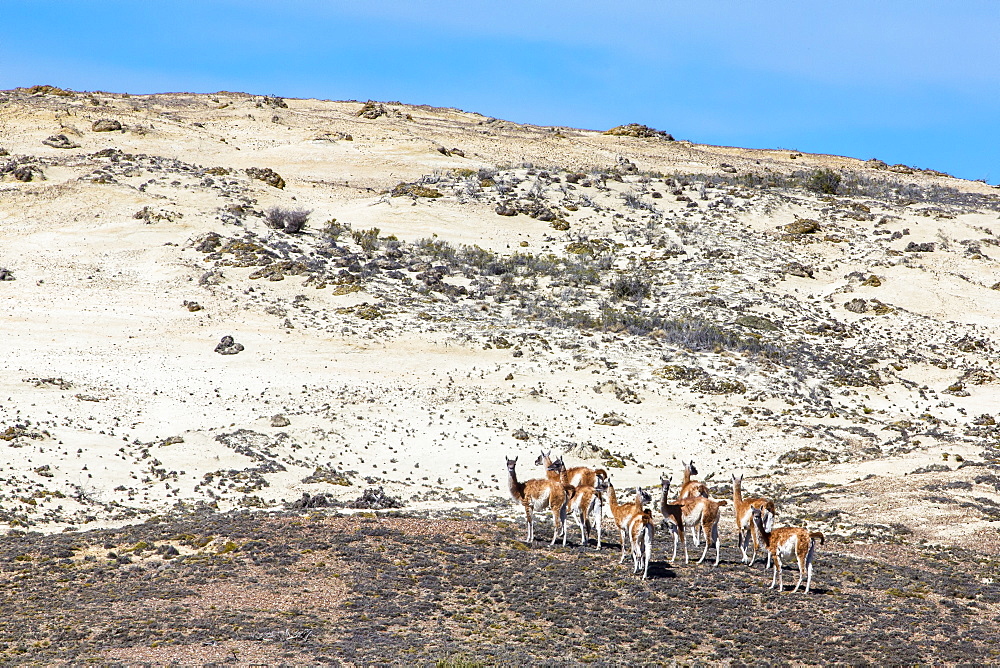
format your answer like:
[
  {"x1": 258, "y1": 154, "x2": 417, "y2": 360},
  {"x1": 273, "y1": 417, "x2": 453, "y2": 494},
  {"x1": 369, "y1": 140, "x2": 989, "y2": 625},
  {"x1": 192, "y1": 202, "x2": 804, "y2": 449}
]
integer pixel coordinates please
[
  {"x1": 594, "y1": 476, "x2": 609, "y2": 493},
  {"x1": 546, "y1": 456, "x2": 566, "y2": 475},
  {"x1": 685, "y1": 461, "x2": 699, "y2": 477},
  {"x1": 750, "y1": 506, "x2": 775, "y2": 534},
  {"x1": 533, "y1": 450, "x2": 552, "y2": 467},
  {"x1": 506, "y1": 456, "x2": 518, "y2": 475},
  {"x1": 660, "y1": 474, "x2": 672, "y2": 495},
  {"x1": 732, "y1": 472, "x2": 742, "y2": 487},
  {"x1": 634, "y1": 487, "x2": 652, "y2": 506}
]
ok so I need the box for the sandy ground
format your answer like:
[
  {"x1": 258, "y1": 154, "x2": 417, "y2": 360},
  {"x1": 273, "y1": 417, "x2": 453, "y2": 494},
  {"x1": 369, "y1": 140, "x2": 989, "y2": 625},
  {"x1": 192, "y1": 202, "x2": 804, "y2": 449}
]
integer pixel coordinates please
[{"x1": 1, "y1": 88, "x2": 999, "y2": 557}]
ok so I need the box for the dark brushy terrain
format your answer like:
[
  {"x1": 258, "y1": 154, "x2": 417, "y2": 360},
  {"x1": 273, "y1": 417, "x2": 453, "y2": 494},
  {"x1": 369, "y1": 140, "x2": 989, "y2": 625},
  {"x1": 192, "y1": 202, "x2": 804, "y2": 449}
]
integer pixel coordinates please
[{"x1": 1, "y1": 510, "x2": 997, "y2": 666}]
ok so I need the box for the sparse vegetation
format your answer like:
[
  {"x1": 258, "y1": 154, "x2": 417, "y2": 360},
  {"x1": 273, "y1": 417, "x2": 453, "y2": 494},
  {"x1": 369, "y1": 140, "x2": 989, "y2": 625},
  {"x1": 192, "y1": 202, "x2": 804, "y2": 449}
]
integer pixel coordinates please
[{"x1": 264, "y1": 206, "x2": 311, "y2": 233}]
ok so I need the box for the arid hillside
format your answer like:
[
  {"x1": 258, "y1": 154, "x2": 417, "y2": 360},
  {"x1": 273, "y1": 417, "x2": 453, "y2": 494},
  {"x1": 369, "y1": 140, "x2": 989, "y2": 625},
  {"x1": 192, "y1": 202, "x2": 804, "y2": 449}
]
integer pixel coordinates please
[{"x1": 1, "y1": 85, "x2": 999, "y2": 663}]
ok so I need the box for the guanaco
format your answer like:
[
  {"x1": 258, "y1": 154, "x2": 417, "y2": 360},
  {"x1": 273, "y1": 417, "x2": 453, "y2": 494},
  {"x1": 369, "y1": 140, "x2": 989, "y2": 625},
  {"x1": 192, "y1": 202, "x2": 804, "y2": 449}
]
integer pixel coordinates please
[
  {"x1": 658, "y1": 475, "x2": 689, "y2": 564},
  {"x1": 628, "y1": 502, "x2": 654, "y2": 579},
  {"x1": 667, "y1": 483, "x2": 728, "y2": 566},
  {"x1": 535, "y1": 450, "x2": 608, "y2": 489},
  {"x1": 606, "y1": 481, "x2": 651, "y2": 566},
  {"x1": 548, "y1": 457, "x2": 605, "y2": 549},
  {"x1": 732, "y1": 473, "x2": 776, "y2": 566},
  {"x1": 750, "y1": 506, "x2": 825, "y2": 594},
  {"x1": 506, "y1": 456, "x2": 568, "y2": 546}
]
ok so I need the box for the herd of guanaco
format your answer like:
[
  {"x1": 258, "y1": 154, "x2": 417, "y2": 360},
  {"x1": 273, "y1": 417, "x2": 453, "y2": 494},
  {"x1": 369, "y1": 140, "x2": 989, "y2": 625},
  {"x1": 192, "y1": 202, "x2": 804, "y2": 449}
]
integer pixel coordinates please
[{"x1": 506, "y1": 452, "x2": 825, "y2": 593}]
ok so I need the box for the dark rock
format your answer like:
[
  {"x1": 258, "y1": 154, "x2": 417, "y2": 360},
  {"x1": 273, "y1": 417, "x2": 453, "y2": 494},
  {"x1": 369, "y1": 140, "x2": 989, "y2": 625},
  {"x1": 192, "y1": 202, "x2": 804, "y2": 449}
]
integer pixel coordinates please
[
  {"x1": 905, "y1": 242, "x2": 935, "y2": 252},
  {"x1": 42, "y1": 134, "x2": 80, "y2": 149},
  {"x1": 214, "y1": 335, "x2": 244, "y2": 355},
  {"x1": 844, "y1": 298, "x2": 869, "y2": 313},
  {"x1": 245, "y1": 167, "x2": 285, "y2": 189},
  {"x1": 92, "y1": 119, "x2": 122, "y2": 132},
  {"x1": 784, "y1": 261, "x2": 815, "y2": 278},
  {"x1": 0, "y1": 267, "x2": 13, "y2": 281},
  {"x1": 270, "y1": 415, "x2": 291, "y2": 428}
]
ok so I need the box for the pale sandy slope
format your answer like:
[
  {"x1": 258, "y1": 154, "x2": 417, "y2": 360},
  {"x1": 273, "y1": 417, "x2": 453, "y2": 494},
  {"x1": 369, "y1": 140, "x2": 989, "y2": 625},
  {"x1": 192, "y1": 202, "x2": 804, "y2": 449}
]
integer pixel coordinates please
[{"x1": 1, "y1": 89, "x2": 999, "y2": 553}]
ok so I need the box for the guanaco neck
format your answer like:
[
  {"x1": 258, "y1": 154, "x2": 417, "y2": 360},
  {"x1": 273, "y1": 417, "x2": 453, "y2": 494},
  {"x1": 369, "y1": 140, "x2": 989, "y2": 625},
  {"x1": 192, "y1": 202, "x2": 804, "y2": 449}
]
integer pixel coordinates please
[
  {"x1": 606, "y1": 483, "x2": 622, "y2": 513},
  {"x1": 659, "y1": 481, "x2": 671, "y2": 517},
  {"x1": 733, "y1": 476, "x2": 745, "y2": 508},
  {"x1": 751, "y1": 512, "x2": 772, "y2": 548},
  {"x1": 508, "y1": 467, "x2": 526, "y2": 502}
]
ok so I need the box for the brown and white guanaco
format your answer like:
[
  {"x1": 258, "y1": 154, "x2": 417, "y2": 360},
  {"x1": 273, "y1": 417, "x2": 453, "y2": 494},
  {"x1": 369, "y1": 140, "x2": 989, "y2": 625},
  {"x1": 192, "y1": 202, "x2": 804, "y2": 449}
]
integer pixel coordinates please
[
  {"x1": 627, "y1": 501, "x2": 654, "y2": 579},
  {"x1": 547, "y1": 457, "x2": 605, "y2": 549},
  {"x1": 665, "y1": 478, "x2": 727, "y2": 566},
  {"x1": 732, "y1": 473, "x2": 776, "y2": 566},
  {"x1": 506, "y1": 456, "x2": 568, "y2": 546},
  {"x1": 750, "y1": 506, "x2": 825, "y2": 593},
  {"x1": 535, "y1": 450, "x2": 608, "y2": 489},
  {"x1": 606, "y1": 481, "x2": 651, "y2": 566},
  {"x1": 658, "y1": 475, "x2": 689, "y2": 564},
  {"x1": 679, "y1": 460, "x2": 710, "y2": 499}
]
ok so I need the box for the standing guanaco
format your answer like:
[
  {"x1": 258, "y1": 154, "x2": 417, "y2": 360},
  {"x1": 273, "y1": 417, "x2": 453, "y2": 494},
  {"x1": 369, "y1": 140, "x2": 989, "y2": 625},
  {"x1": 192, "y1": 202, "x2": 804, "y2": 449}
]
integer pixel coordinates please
[
  {"x1": 732, "y1": 473, "x2": 776, "y2": 566},
  {"x1": 506, "y1": 456, "x2": 568, "y2": 546},
  {"x1": 658, "y1": 475, "x2": 689, "y2": 564},
  {"x1": 606, "y1": 481, "x2": 650, "y2": 566},
  {"x1": 547, "y1": 457, "x2": 606, "y2": 549},
  {"x1": 750, "y1": 506, "x2": 825, "y2": 594}
]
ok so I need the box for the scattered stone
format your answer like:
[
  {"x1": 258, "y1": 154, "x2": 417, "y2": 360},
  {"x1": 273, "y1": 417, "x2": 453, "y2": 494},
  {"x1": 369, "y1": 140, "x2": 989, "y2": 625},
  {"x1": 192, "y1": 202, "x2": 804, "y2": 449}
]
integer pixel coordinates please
[
  {"x1": 905, "y1": 241, "x2": 935, "y2": 252},
  {"x1": 183, "y1": 300, "x2": 202, "y2": 312},
  {"x1": 42, "y1": 134, "x2": 79, "y2": 149},
  {"x1": 778, "y1": 446, "x2": 833, "y2": 465},
  {"x1": 861, "y1": 275, "x2": 882, "y2": 287},
  {"x1": 214, "y1": 335, "x2": 244, "y2": 355},
  {"x1": 245, "y1": 167, "x2": 285, "y2": 189},
  {"x1": 270, "y1": 414, "x2": 291, "y2": 428},
  {"x1": 511, "y1": 428, "x2": 530, "y2": 441},
  {"x1": 0, "y1": 267, "x2": 14, "y2": 281},
  {"x1": 595, "y1": 412, "x2": 630, "y2": 426},
  {"x1": 784, "y1": 262, "x2": 815, "y2": 278},
  {"x1": 844, "y1": 298, "x2": 869, "y2": 313},
  {"x1": 91, "y1": 119, "x2": 122, "y2": 132},
  {"x1": 781, "y1": 218, "x2": 821, "y2": 235}
]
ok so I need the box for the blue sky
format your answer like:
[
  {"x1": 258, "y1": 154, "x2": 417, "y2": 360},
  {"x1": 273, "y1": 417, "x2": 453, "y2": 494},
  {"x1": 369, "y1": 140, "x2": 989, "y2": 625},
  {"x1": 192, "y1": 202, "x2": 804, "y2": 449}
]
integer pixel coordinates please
[{"x1": 2, "y1": 0, "x2": 998, "y2": 183}]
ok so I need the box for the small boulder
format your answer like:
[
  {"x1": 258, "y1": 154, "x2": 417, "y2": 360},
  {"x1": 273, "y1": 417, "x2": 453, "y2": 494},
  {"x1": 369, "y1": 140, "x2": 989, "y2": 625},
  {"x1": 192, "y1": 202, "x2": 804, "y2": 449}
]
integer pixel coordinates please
[
  {"x1": 92, "y1": 119, "x2": 122, "y2": 132},
  {"x1": 270, "y1": 414, "x2": 291, "y2": 428},
  {"x1": 784, "y1": 262, "x2": 815, "y2": 278},
  {"x1": 214, "y1": 335, "x2": 244, "y2": 355},
  {"x1": 42, "y1": 134, "x2": 80, "y2": 149}
]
